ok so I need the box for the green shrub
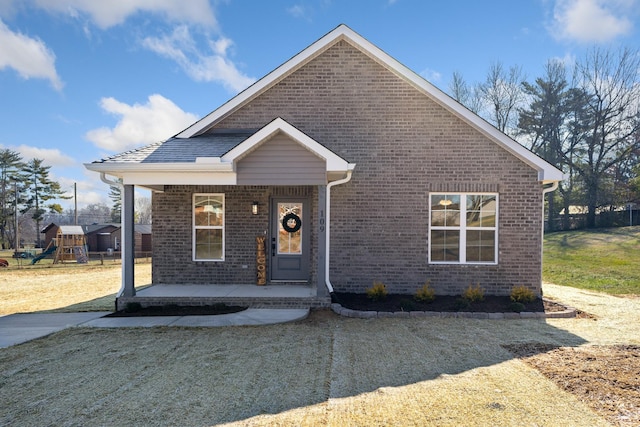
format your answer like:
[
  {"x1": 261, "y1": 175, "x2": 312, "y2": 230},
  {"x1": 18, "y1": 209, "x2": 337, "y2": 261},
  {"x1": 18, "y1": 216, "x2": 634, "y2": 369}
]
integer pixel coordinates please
[
  {"x1": 415, "y1": 281, "x2": 436, "y2": 303},
  {"x1": 400, "y1": 298, "x2": 416, "y2": 311},
  {"x1": 510, "y1": 285, "x2": 536, "y2": 303},
  {"x1": 366, "y1": 281, "x2": 388, "y2": 301},
  {"x1": 509, "y1": 302, "x2": 526, "y2": 312},
  {"x1": 462, "y1": 283, "x2": 484, "y2": 303}
]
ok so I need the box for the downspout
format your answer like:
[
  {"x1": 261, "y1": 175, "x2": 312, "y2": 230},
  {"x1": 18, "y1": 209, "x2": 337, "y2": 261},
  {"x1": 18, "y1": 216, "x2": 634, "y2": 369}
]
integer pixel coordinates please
[
  {"x1": 541, "y1": 180, "x2": 559, "y2": 296},
  {"x1": 99, "y1": 173, "x2": 126, "y2": 298},
  {"x1": 325, "y1": 166, "x2": 354, "y2": 297}
]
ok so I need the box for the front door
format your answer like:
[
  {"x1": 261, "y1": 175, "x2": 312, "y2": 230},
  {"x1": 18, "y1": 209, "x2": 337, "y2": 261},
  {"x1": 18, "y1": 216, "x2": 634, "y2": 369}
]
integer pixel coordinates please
[{"x1": 270, "y1": 199, "x2": 310, "y2": 281}]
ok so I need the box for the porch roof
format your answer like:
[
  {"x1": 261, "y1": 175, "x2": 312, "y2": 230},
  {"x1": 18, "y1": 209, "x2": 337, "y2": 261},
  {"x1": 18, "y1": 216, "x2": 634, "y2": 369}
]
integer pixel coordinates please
[{"x1": 84, "y1": 117, "x2": 355, "y2": 189}]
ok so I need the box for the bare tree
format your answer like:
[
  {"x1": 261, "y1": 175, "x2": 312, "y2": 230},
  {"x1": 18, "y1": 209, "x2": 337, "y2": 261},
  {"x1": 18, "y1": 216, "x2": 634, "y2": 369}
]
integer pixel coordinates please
[
  {"x1": 135, "y1": 196, "x2": 152, "y2": 224},
  {"x1": 479, "y1": 62, "x2": 526, "y2": 135},
  {"x1": 567, "y1": 47, "x2": 640, "y2": 228},
  {"x1": 449, "y1": 71, "x2": 484, "y2": 114}
]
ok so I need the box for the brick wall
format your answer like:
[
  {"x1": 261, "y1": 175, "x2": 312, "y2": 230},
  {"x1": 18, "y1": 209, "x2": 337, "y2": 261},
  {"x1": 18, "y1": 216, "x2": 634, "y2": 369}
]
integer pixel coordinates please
[
  {"x1": 204, "y1": 40, "x2": 545, "y2": 296},
  {"x1": 152, "y1": 185, "x2": 318, "y2": 286}
]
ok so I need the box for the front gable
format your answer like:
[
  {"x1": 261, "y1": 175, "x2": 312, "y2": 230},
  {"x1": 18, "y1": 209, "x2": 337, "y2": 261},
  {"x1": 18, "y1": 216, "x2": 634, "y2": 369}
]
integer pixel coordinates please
[
  {"x1": 235, "y1": 132, "x2": 326, "y2": 185},
  {"x1": 176, "y1": 24, "x2": 563, "y2": 184}
]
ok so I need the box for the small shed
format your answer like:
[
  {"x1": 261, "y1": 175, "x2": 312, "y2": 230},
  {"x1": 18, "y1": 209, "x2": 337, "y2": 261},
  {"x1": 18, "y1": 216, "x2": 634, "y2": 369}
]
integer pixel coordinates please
[{"x1": 83, "y1": 224, "x2": 120, "y2": 252}]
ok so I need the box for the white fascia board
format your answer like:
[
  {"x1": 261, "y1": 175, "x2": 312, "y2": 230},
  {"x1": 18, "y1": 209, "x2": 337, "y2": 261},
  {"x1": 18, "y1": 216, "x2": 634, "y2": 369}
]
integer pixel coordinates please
[
  {"x1": 222, "y1": 117, "x2": 351, "y2": 172},
  {"x1": 84, "y1": 162, "x2": 233, "y2": 174},
  {"x1": 121, "y1": 171, "x2": 237, "y2": 186}
]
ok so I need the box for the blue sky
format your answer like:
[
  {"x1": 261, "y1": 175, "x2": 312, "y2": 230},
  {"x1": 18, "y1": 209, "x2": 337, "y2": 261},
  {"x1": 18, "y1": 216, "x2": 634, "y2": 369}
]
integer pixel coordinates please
[{"x1": 0, "y1": 0, "x2": 638, "y2": 210}]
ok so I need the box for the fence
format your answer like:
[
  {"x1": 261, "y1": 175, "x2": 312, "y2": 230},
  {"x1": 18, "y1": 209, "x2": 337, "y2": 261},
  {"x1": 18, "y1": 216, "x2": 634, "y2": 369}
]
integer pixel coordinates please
[{"x1": 545, "y1": 209, "x2": 640, "y2": 231}]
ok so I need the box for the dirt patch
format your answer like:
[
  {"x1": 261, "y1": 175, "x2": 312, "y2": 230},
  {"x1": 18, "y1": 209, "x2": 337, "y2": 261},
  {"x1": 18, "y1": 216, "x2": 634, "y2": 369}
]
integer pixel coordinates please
[
  {"x1": 105, "y1": 303, "x2": 247, "y2": 317},
  {"x1": 504, "y1": 344, "x2": 640, "y2": 426},
  {"x1": 334, "y1": 293, "x2": 552, "y2": 313}
]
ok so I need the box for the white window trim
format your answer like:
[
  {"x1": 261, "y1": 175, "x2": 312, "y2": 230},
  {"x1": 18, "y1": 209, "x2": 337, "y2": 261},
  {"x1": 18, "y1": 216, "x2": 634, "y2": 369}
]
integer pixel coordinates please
[
  {"x1": 428, "y1": 192, "x2": 498, "y2": 265},
  {"x1": 193, "y1": 193, "x2": 225, "y2": 262}
]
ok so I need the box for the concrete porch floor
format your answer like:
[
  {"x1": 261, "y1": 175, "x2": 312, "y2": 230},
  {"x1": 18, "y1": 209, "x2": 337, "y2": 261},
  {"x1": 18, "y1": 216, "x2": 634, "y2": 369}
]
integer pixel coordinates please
[{"x1": 118, "y1": 284, "x2": 330, "y2": 310}]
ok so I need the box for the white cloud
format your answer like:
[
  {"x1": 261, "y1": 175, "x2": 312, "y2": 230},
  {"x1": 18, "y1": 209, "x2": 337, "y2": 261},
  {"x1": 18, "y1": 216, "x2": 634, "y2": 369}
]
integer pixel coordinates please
[
  {"x1": 142, "y1": 25, "x2": 256, "y2": 93},
  {"x1": 287, "y1": 4, "x2": 309, "y2": 19},
  {"x1": 85, "y1": 94, "x2": 198, "y2": 152},
  {"x1": 420, "y1": 68, "x2": 442, "y2": 83},
  {"x1": 57, "y1": 174, "x2": 108, "y2": 209},
  {"x1": 551, "y1": 0, "x2": 635, "y2": 43},
  {"x1": 0, "y1": 143, "x2": 75, "y2": 167},
  {"x1": 0, "y1": 19, "x2": 63, "y2": 90},
  {"x1": 31, "y1": 0, "x2": 217, "y2": 29}
]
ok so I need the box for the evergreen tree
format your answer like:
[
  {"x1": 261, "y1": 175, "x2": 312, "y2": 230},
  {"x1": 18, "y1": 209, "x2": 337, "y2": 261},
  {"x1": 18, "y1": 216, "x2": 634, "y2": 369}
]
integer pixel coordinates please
[
  {"x1": 22, "y1": 158, "x2": 69, "y2": 246},
  {"x1": 108, "y1": 179, "x2": 122, "y2": 223},
  {"x1": 518, "y1": 60, "x2": 573, "y2": 231},
  {"x1": 0, "y1": 149, "x2": 25, "y2": 249}
]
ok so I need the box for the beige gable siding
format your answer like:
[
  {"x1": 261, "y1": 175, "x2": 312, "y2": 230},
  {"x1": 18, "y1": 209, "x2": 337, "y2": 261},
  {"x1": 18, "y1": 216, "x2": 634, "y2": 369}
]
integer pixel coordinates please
[{"x1": 236, "y1": 132, "x2": 326, "y2": 185}]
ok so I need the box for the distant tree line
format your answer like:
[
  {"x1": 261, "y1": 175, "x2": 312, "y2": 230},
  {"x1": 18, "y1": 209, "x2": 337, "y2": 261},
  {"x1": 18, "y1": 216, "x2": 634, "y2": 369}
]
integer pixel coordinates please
[
  {"x1": 449, "y1": 47, "x2": 640, "y2": 230},
  {"x1": 0, "y1": 150, "x2": 69, "y2": 248},
  {"x1": 0, "y1": 149, "x2": 151, "y2": 249}
]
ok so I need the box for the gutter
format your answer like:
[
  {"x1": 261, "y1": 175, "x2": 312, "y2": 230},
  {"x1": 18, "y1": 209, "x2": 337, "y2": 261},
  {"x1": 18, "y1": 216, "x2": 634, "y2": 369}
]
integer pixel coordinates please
[
  {"x1": 325, "y1": 165, "x2": 355, "y2": 297},
  {"x1": 99, "y1": 173, "x2": 127, "y2": 299},
  {"x1": 540, "y1": 181, "x2": 560, "y2": 296}
]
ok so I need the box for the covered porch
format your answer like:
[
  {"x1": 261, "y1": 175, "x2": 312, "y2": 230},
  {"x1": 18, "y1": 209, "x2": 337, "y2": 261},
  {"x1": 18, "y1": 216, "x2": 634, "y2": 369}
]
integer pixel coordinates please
[{"x1": 86, "y1": 118, "x2": 356, "y2": 311}]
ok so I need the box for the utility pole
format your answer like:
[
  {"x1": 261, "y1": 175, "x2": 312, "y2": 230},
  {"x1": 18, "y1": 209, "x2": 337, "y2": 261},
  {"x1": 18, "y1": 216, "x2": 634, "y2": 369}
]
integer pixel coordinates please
[
  {"x1": 74, "y1": 182, "x2": 78, "y2": 225},
  {"x1": 14, "y1": 180, "x2": 19, "y2": 254}
]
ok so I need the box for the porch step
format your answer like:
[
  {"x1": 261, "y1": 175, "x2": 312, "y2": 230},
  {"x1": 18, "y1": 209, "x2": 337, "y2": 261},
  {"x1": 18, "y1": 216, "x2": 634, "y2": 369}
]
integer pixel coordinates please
[
  {"x1": 115, "y1": 284, "x2": 330, "y2": 311},
  {"x1": 116, "y1": 295, "x2": 331, "y2": 311}
]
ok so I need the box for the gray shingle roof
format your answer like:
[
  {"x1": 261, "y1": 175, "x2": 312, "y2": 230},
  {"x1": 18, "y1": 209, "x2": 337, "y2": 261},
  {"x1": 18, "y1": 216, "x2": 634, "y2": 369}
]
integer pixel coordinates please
[{"x1": 92, "y1": 131, "x2": 254, "y2": 164}]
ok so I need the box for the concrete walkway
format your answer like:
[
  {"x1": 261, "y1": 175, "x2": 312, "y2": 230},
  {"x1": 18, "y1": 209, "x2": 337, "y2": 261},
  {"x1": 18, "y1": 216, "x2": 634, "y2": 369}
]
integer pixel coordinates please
[{"x1": 0, "y1": 308, "x2": 309, "y2": 349}]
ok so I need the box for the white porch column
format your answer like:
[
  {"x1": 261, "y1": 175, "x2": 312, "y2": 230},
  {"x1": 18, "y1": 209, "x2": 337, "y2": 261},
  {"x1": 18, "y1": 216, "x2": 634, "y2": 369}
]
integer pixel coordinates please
[
  {"x1": 121, "y1": 184, "x2": 135, "y2": 297},
  {"x1": 317, "y1": 185, "x2": 328, "y2": 298}
]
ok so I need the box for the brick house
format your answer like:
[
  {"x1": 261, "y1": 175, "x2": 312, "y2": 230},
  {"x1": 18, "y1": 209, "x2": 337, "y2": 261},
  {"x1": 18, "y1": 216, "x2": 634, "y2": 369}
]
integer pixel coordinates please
[{"x1": 85, "y1": 25, "x2": 562, "y2": 310}]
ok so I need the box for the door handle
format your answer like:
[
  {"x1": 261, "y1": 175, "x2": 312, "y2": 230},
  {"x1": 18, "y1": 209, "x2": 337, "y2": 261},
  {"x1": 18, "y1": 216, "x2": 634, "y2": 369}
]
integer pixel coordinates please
[{"x1": 271, "y1": 237, "x2": 276, "y2": 255}]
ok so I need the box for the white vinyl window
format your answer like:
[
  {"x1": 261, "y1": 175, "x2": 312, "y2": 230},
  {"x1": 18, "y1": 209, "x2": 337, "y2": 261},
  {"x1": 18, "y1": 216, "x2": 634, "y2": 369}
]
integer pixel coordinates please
[
  {"x1": 429, "y1": 193, "x2": 498, "y2": 264},
  {"x1": 193, "y1": 194, "x2": 224, "y2": 261}
]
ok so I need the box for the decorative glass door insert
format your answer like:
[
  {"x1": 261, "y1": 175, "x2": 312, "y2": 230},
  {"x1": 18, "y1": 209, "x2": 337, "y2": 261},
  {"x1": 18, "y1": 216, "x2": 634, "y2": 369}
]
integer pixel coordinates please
[{"x1": 278, "y1": 202, "x2": 302, "y2": 254}]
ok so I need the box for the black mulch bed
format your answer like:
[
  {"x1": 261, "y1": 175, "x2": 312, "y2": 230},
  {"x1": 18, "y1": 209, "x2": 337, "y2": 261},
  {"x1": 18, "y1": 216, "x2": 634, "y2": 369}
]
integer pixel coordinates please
[
  {"x1": 333, "y1": 293, "x2": 554, "y2": 313},
  {"x1": 106, "y1": 304, "x2": 248, "y2": 317}
]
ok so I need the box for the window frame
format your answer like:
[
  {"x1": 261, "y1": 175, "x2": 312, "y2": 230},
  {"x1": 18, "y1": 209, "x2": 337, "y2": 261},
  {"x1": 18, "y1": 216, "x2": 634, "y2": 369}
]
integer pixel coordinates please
[
  {"x1": 428, "y1": 192, "x2": 498, "y2": 265},
  {"x1": 193, "y1": 193, "x2": 225, "y2": 262}
]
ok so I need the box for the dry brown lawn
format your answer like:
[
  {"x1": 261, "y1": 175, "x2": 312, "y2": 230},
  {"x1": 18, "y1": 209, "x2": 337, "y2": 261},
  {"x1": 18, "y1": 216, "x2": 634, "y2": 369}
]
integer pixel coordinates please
[
  {"x1": 0, "y1": 263, "x2": 151, "y2": 315},
  {"x1": 0, "y1": 269, "x2": 639, "y2": 426}
]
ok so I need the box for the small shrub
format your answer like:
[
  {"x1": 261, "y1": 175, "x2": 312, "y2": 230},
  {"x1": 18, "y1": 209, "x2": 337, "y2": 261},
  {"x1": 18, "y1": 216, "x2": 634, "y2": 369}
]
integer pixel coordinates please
[
  {"x1": 415, "y1": 281, "x2": 436, "y2": 303},
  {"x1": 509, "y1": 301, "x2": 526, "y2": 312},
  {"x1": 454, "y1": 297, "x2": 471, "y2": 311},
  {"x1": 400, "y1": 298, "x2": 416, "y2": 311},
  {"x1": 510, "y1": 285, "x2": 536, "y2": 304},
  {"x1": 462, "y1": 283, "x2": 485, "y2": 303},
  {"x1": 366, "y1": 281, "x2": 388, "y2": 301}
]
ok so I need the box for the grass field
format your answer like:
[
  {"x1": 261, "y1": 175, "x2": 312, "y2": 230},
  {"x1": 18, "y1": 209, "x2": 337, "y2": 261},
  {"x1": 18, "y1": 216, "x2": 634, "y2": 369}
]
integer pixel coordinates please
[
  {"x1": 0, "y1": 259, "x2": 151, "y2": 315},
  {"x1": 2, "y1": 230, "x2": 640, "y2": 425},
  {"x1": 543, "y1": 226, "x2": 640, "y2": 295}
]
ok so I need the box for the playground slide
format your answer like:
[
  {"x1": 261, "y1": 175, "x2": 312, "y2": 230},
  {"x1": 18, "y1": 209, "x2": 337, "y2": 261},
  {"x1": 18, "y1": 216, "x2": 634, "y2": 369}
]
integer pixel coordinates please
[{"x1": 31, "y1": 246, "x2": 57, "y2": 264}]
